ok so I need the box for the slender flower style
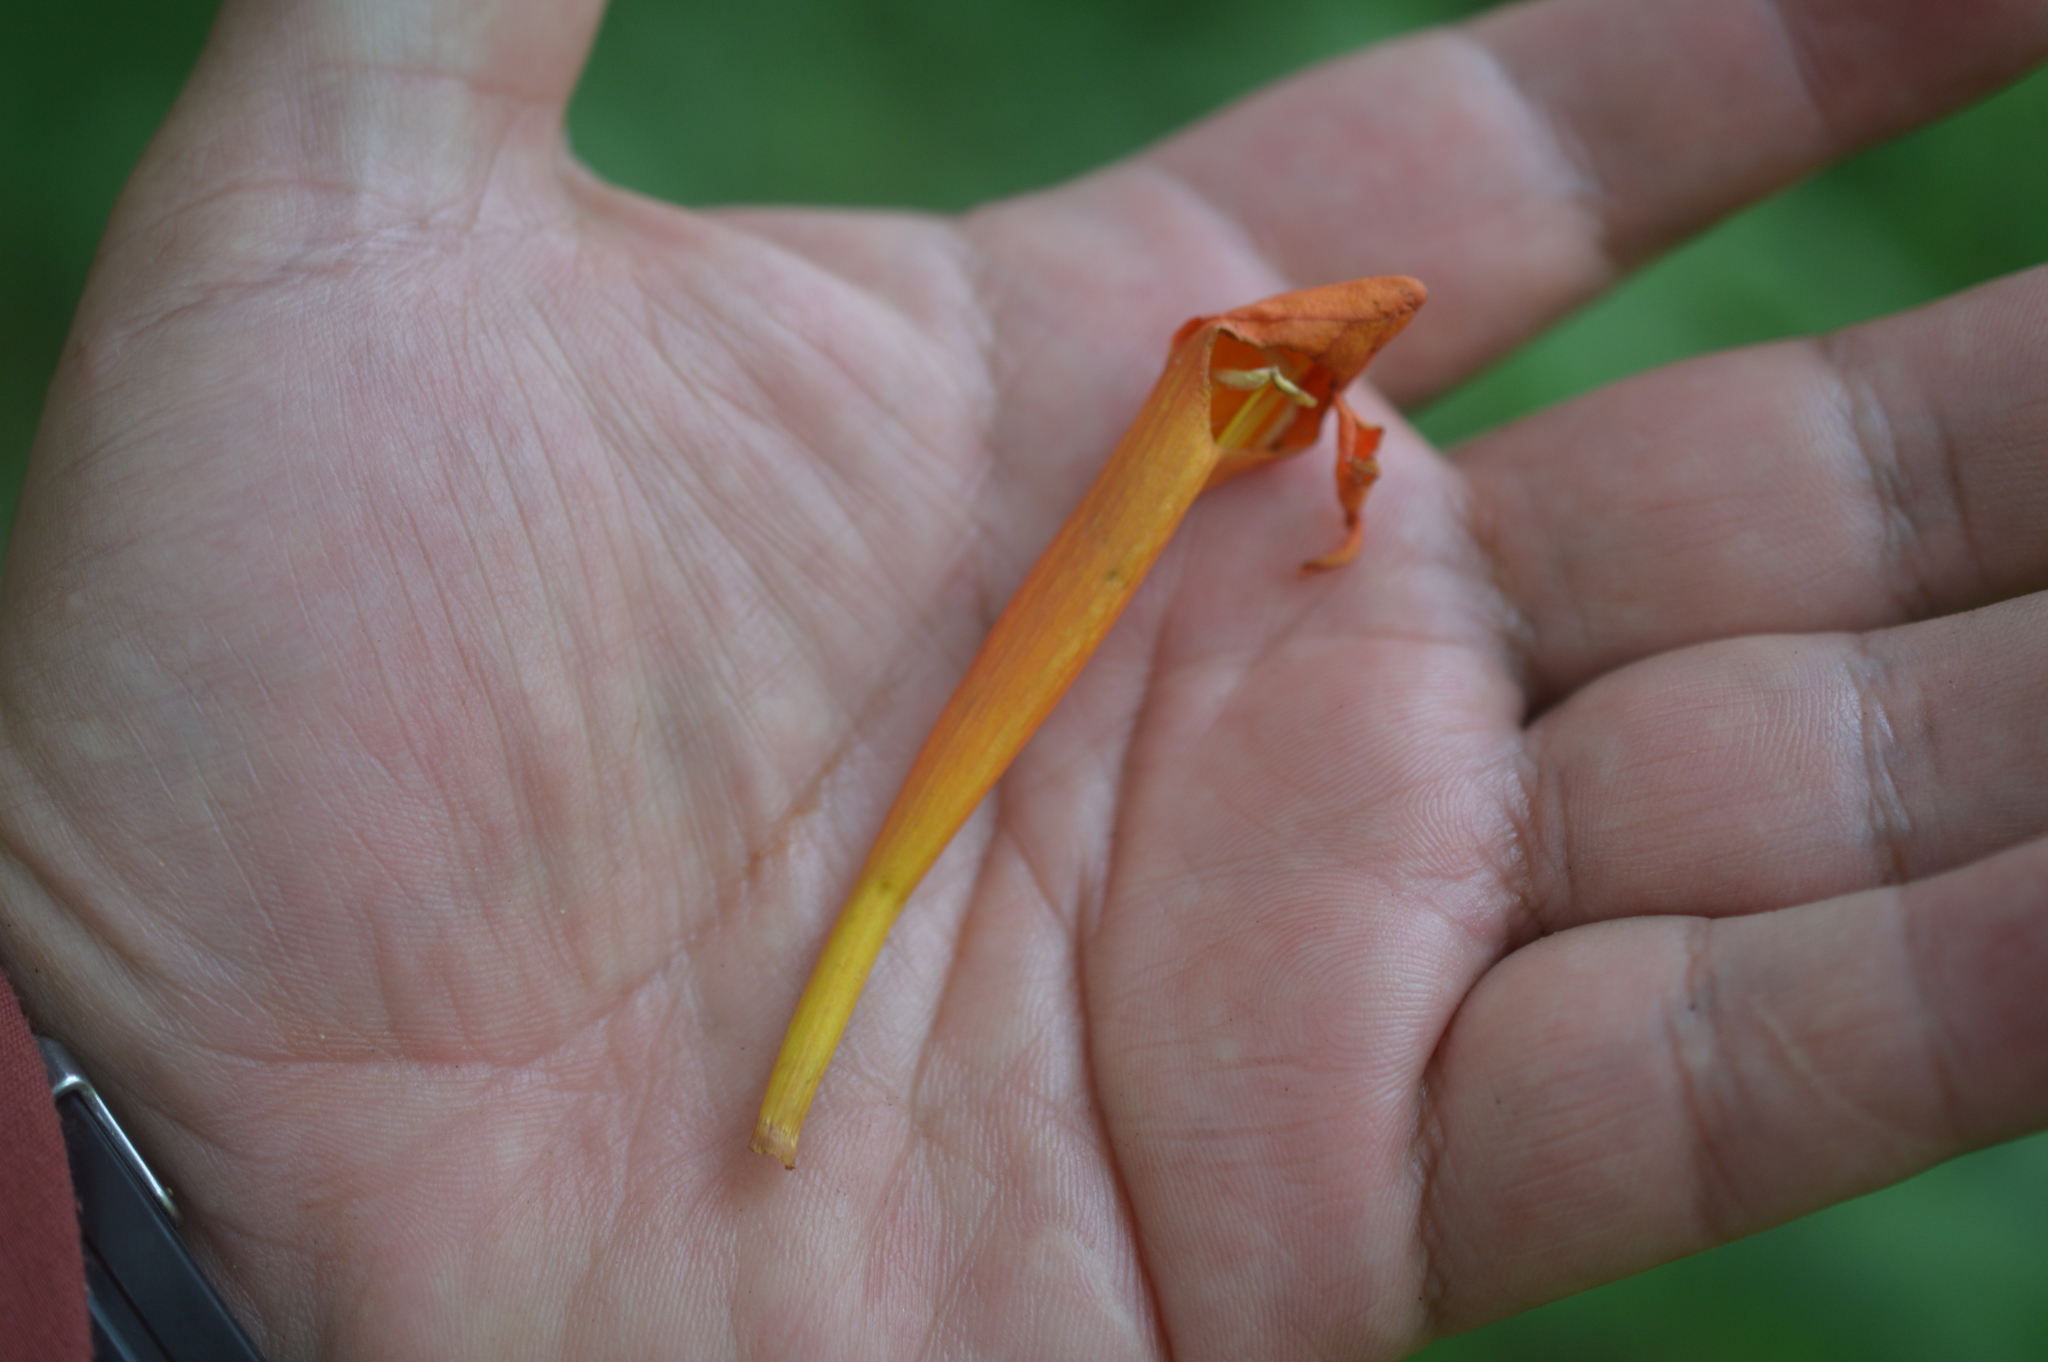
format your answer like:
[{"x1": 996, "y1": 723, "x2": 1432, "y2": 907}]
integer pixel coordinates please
[{"x1": 752, "y1": 276, "x2": 1426, "y2": 1166}]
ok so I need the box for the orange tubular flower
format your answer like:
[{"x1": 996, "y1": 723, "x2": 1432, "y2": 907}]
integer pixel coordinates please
[{"x1": 752, "y1": 276, "x2": 1426, "y2": 1166}]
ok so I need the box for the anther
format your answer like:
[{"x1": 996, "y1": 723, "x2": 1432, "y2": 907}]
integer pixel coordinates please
[{"x1": 1213, "y1": 366, "x2": 1317, "y2": 406}]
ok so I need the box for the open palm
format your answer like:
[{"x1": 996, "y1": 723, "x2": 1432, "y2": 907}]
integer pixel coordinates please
[{"x1": 4, "y1": 1, "x2": 2046, "y2": 1359}]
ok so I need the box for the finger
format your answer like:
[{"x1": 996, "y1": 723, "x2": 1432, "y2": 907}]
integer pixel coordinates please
[
  {"x1": 1524, "y1": 592, "x2": 2048, "y2": 933},
  {"x1": 113, "y1": 0, "x2": 607, "y2": 253},
  {"x1": 1421, "y1": 833, "x2": 2048, "y2": 1334},
  {"x1": 1464, "y1": 265, "x2": 2048, "y2": 700},
  {"x1": 1135, "y1": 0, "x2": 2048, "y2": 402}
]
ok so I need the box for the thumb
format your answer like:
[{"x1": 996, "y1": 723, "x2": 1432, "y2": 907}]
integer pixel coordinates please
[{"x1": 101, "y1": 0, "x2": 609, "y2": 275}]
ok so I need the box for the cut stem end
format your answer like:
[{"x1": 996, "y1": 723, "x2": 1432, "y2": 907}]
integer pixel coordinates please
[{"x1": 751, "y1": 1121, "x2": 798, "y2": 1169}]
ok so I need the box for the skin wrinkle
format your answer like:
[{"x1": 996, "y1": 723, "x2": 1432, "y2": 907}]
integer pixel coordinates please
[
  {"x1": 928, "y1": 228, "x2": 1020, "y2": 692},
  {"x1": 1845, "y1": 635, "x2": 1915, "y2": 888},
  {"x1": 1920, "y1": 366, "x2": 1998, "y2": 611},
  {"x1": 120, "y1": 684, "x2": 249, "y2": 970},
  {"x1": 1407, "y1": 1047, "x2": 1454, "y2": 1347},
  {"x1": 1457, "y1": 27, "x2": 1616, "y2": 275},
  {"x1": 285, "y1": 62, "x2": 564, "y2": 238},
  {"x1": 855, "y1": 1145, "x2": 956, "y2": 1361},
  {"x1": 380, "y1": 465, "x2": 520, "y2": 823},
  {"x1": 926, "y1": 852, "x2": 1096, "y2": 1166},
  {"x1": 376, "y1": 536, "x2": 569, "y2": 1044},
  {"x1": 588, "y1": 464, "x2": 884, "y2": 996},
  {"x1": 202, "y1": 684, "x2": 299, "y2": 1003},
  {"x1": 853, "y1": 1137, "x2": 932, "y2": 1348},
  {"x1": 446, "y1": 437, "x2": 577, "y2": 923},
  {"x1": 1664, "y1": 907, "x2": 1953, "y2": 1243},
  {"x1": 1474, "y1": 732, "x2": 1547, "y2": 964},
  {"x1": 1738, "y1": 946, "x2": 1922, "y2": 1166},
  {"x1": 306, "y1": 56, "x2": 566, "y2": 128},
  {"x1": 1670, "y1": 915, "x2": 1747, "y2": 1245},
  {"x1": 1899, "y1": 889, "x2": 1977, "y2": 1148},
  {"x1": 1435, "y1": 450, "x2": 1543, "y2": 719},
  {"x1": 919, "y1": 1115, "x2": 1018, "y2": 1362},
  {"x1": 153, "y1": 645, "x2": 256, "y2": 908},
  {"x1": 1071, "y1": 951, "x2": 1168, "y2": 1362},
  {"x1": 724, "y1": 211, "x2": 999, "y2": 405},
  {"x1": 950, "y1": 215, "x2": 1055, "y2": 407},
  {"x1": 894, "y1": 860, "x2": 994, "y2": 1176},
  {"x1": 1423, "y1": 717, "x2": 1540, "y2": 955},
  {"x1": 0, "y1": 681, "x2": 220, "y2": 1036},
  {"x1": 568, "y1": 1022, "x2": 677, "y2": 1354},
  {"x1": 719, "y1": 754, "x2": 835, "y2": 932},
  {"x1": 92, "y1": 185, "x2": 387, "y2": 352},
  {"x1": 1002, "y1": 814, "x2": 1090, "y2": 947},
  {"x1": 578, "y1": 326, "x2": 872, "y2": 935},
  {"x1": 1516, "y1": 710, "x2": 1579, "y2": 943},
  {"x1": 1086, "y1": 577, "x2": 1181, "y2": 1357},
  {"x1": 1117, "y1": 162, "x2": 1295, "y2": 309},
  {"x1": 627, "y1": 267, "x2": 985, "y2": 715},
  {"x1": 757, "y1": 306, "x2": 955, "y2": 505},
  {"x1": 102, "y1": 156, "x2": 584, "y2": 377},
  {"x1": 937, "y1": 219, "x2": 1004, "y2": 460},
  {"x1": 668, "y1": 229, "x2": 969, "y2": 486},
  {"x1": 1743, "y1": 0, "x2": 1838, "y2": 146},
  {"x1": 1815, "y1": 330, "x2": 1931, "y2": 622}
]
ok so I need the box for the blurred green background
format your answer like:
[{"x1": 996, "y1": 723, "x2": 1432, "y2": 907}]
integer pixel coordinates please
[{"x1": 4, "y1": 1, "x2": 2045, "y2": 1355}]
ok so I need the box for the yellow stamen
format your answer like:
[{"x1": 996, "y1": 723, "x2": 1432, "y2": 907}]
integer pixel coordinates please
[{"x1": 1214, "y1": 365, "x2": 1318, "y2": 407}]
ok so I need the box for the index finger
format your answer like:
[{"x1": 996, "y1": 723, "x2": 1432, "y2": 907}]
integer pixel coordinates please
[{"x1": 1139, "y1": 0, "x2": 2048, "y2": 403}]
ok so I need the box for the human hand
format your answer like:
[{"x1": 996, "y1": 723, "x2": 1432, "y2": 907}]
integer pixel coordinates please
[{"x1": 2, "y1": 1, "x2": 2044, "y2": 1359}]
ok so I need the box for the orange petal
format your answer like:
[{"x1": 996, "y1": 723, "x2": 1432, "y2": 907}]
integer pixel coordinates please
[
  {"x1": 1300, "y1": 400, "x2": 1383, "y2": 574},
  {"x1": 753, "y1": 316, "x2": 1221, "y2": 1165},
  {"x1": 1214, "y1": 276, "x2": 1426, "y2": 395},
  {"x1": 752, "y1": 277, "x2": 1423, "y2": 1164}
]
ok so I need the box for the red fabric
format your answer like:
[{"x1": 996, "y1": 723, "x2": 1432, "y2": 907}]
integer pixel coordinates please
[{"x1": 0, "y1": 979, "x2": 89, "y2": 1362}]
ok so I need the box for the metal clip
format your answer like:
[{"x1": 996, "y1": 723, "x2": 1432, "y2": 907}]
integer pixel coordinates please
[{"x1": 40, "y1": 1036, "x2": 181, "y2": 1225}]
